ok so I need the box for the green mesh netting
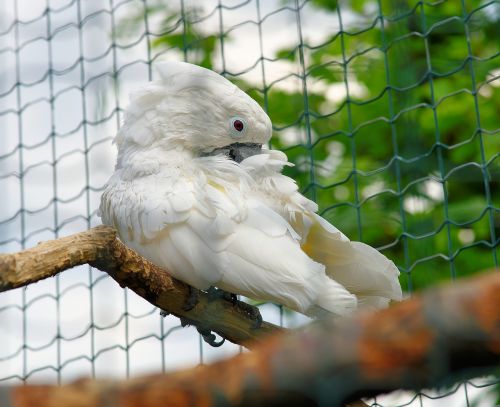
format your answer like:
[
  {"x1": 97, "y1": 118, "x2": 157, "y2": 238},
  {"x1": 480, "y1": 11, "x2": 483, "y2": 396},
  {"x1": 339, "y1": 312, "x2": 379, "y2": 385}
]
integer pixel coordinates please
[{"x1": 0, "y1": 0, "x2": 498, "y2": 405}]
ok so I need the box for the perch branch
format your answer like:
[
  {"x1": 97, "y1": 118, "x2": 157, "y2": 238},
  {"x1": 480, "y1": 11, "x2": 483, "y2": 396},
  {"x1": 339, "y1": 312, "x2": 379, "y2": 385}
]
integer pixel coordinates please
[
  {"x1": 0, "y1": 225, "x2": 282, "y2": 348},
  {"x1": 3, "y1": 271, "x2": 499, "y2": 407}
]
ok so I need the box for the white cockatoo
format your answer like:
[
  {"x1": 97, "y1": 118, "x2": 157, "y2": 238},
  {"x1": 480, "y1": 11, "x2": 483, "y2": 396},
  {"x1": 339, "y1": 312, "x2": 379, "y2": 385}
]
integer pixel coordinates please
[{"x1": 100, "y1": 61, "x2": 402, "y2": 321}]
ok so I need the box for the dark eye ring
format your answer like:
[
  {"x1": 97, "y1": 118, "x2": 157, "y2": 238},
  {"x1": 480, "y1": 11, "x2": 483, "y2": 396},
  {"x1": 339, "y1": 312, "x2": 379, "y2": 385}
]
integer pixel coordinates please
[{"x1": 230, "y1": 117, "x2": 247, "y2": 137}]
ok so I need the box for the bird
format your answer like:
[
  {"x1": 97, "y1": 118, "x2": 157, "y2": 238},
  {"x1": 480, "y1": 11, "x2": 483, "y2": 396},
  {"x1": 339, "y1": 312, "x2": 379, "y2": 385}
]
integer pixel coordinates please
[{"x1": 99, "y1": 61, "x2": 402, "y2": 324}]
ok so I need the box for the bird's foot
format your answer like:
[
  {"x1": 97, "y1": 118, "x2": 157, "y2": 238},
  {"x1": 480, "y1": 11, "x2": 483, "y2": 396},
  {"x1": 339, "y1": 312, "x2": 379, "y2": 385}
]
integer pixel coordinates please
[
  {"x1": 159, "y1": 286, "x2": 200, "y2": 316},
  {"x1": 238, "y1": 301, "x2": 263, "y2": 329},
  {"x1": 196, "y1": 326, "x2": 225, "y2": 347},
  {"x1": 207, "y1": 287, "x2": 262, "y2": 329},
  {"x1": 178, "y1": 317, "x2": 225, "y2": 347},
  {"x1": 228, "y1": 293, "x2": 238, "y2": 304},
  {"x1": 207, "y1": 286, "x2": 237, "y2": 303},
  {"x1": 179, "y1": 317, "x2": 191, "y2": 327},
  {"x1": 183, "y1": 285, "x2": 200, "y2": 311}
]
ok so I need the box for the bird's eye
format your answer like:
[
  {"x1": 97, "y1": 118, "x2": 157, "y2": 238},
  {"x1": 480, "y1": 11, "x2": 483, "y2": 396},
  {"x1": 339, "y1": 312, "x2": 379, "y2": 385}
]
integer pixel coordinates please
[
  {"x1": 233, "y1": 119, "x2": 244, "y2": 132},
  {"x1": 229, "y1": 117, "x2": 247, "y2": 137}
]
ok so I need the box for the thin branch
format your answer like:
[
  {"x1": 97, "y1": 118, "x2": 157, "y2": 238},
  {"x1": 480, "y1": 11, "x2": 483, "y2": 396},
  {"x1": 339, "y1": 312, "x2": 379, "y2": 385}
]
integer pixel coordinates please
[
  {"x1": 5, "y1": 271, "x2": 499, "y2": 406},
  {"x1": 0, "y1": 225, "x2": 282, "y2": 348}
]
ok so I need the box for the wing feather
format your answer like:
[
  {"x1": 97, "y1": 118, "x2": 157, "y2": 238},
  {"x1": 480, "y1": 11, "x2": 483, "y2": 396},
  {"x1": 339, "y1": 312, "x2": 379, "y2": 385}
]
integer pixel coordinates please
[
  {"x1": 101, "y1": 154, "x2": 374, "y2": 315},
  {"x1": 300, "y1": 213, "x2": 402, "y2": 302},
  {"x1": 242, "y1": 150, "x2": 402, "y2": 309},
  {"x1": 219, "y1": 218, "x2": 354, "y2": 315}
]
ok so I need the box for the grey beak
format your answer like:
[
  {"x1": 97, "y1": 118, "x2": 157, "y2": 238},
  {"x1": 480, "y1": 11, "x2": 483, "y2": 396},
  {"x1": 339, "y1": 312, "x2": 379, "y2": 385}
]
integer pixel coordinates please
[{"x1": 203, "y1": 143, "x2": 262, "y2": 163}]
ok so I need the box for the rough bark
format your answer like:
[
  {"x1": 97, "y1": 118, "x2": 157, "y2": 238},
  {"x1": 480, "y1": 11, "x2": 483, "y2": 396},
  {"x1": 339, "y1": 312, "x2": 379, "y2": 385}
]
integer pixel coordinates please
[
  {"x1": 0, "y1": 226, "x2": 282, "y2": 348},
  {"x1": 3, "y1": 271, "x2": 499, "y2": 407}
]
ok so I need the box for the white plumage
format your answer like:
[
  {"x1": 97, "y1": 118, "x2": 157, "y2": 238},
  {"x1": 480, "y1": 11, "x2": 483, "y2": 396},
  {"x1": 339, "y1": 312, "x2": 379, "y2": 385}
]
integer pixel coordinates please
[{"x1": 100, "y1": 61, "x2": 402, "y2": 317}]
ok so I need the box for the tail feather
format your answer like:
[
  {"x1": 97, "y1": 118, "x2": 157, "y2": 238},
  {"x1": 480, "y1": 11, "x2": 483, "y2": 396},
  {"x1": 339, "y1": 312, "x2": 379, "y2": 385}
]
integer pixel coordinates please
[
  {"x1": 306, "y1": 274, "x2": 358, "y2": 318},
  {"x1": 356, "y1": 295, "x2": 391, "y2": 310},
  {"x1": 301, "y1": 214, "x2": 403, "y2": 306}
]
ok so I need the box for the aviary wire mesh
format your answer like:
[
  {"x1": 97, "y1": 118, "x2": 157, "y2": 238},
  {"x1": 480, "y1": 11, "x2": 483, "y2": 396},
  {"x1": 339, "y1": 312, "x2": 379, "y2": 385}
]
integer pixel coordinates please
[{"x1": 0, "y1": 0, "x2": 498, "y2": 406}]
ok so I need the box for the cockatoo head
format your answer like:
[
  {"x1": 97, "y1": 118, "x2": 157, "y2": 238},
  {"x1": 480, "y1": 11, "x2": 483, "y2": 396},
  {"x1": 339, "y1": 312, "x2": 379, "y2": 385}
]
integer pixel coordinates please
[{"x1": 116, "y1": 61, "x2": 272, "y2": 163}]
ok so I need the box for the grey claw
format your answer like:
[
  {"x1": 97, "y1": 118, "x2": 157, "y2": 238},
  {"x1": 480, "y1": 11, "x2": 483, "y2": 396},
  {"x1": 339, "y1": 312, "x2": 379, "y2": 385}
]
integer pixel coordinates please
[
  {"x1": 207, "y1": 286, "x2": 221, "y2": 301},
  {"x1": 207, "y1": 286, "x2": 238, "y2": 304},
  {"x1": 207, "y1": 287, "x2": 262, "y2": 329},
  {"x1": 197, "y1": 326, "x2": 225, "y2": 347},
  {"x1": 251, "y1": 311, "x2": 263, "y2": 329},
  {"x1": 178, "y1": 317, "x2": 225, "y2": 347},
  {"x1": 183, "y1": 286, "x2": 199, "y2": 311},
  {"x1": 179, "y1": 317, "x2": 191, "y2": 327},
  {"x1": 237, "y1": 301, "x2": 263, "y2": 329}
]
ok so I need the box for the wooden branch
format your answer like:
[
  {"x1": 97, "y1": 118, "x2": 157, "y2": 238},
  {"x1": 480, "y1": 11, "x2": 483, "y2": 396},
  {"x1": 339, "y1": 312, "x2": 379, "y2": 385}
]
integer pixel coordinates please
[
  {"x1": 0, "y1": 226, "x2": 282, "y2": 348},
  {"x1": 4, "y1": 271, "x2": 499, "y2": 407},
  {"x1": 0, "y1": 226, "x2": 365, "y2": 407}
]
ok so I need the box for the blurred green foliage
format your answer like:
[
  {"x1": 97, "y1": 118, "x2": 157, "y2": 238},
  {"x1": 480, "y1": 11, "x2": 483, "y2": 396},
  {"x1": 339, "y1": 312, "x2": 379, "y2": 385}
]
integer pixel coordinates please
[{"x1": 118, "y1": 0, "x2": 499, "y2": 293}]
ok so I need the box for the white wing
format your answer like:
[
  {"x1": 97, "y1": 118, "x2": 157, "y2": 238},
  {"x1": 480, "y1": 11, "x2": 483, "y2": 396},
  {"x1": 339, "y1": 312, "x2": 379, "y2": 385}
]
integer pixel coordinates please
[
  {"x1": 299, "y1": 214, "x2": 403, "y2": 306},
  {"x1": 216, "y1": 197, "x2": 357, "y2": 315},
  {"x1": 100, "y1": 156, "x2": 357, "y2": 316},
  {"x1": 100, "y1": 161, "x2": 227, "y2": 289},
  {"x1": 241, "y1": 151, "x2": 403, "y2": 309}
]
